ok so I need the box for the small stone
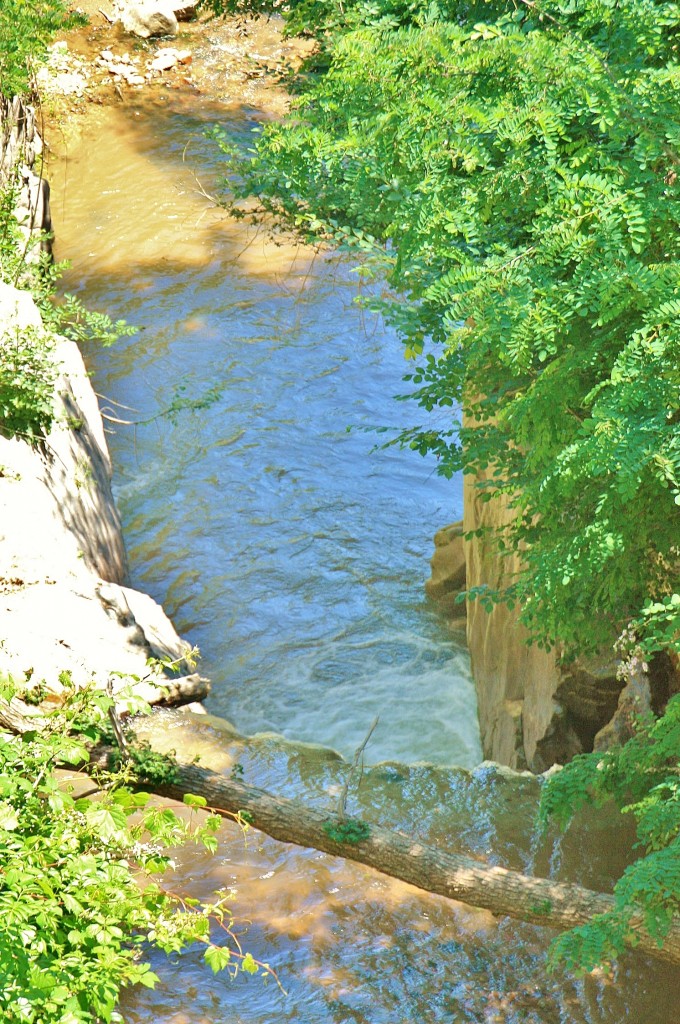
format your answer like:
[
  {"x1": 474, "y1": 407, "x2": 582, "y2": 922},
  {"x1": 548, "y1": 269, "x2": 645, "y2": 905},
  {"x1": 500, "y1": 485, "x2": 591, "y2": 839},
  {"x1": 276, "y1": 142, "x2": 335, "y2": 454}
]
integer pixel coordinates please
[
  {"x1": 108, "y1": 62, "x2": 133, "y2": 76},
  {"x1": 150, "y1": 50, "x2": 179, "y2": 71},
  {"x1": 101, "y1": 49, "x2": 114, "y2": 60}
]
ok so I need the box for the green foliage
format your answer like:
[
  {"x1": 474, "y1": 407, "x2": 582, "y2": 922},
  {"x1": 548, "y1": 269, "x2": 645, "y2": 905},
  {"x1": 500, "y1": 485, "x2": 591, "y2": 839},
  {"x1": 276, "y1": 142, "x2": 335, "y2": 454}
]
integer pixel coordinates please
[
  {"x1": 218, "y1": 0, "x2": 680, "y2": 661},
  {"x1": 322, "y1": 817, "x2": 370, "y2": 844},
  {"x1": 632, "y1": 595, "x2": 680, "y2": 660},
  {"x1": 0, "y1": 323, "x2": 57, "y2": 441},
  {"x1": 0, "y1": 0, "x2": 86, "y2": 97},
  {"x1": 0, "y1": 673, "x2": 269, "y2": 1022},
  {"x1": 199, "y1": 0, "x2": 469, "y2": 36},
  {"x1": 540, "y1": 690, "x2": 680, "y2": 971},
  {"x1": 0, "y1": 188, "x2": 56, "y2": 440},
  {"x1": 107, "y1": 737, "x2": 181, "y2": 787},
  {"x1": 0, "y1": 179, "x2": 136, "y2": 443},
  {"x1": 46, "y1": 291, "x2": 137, "y2": 349}
]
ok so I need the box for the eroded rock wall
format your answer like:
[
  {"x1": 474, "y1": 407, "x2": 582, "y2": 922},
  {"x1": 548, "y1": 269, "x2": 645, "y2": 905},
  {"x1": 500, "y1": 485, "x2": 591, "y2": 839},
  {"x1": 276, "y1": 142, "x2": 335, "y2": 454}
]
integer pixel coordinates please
[{"x1": 427, "y1": 472, "x2": 624, "y2": 771}]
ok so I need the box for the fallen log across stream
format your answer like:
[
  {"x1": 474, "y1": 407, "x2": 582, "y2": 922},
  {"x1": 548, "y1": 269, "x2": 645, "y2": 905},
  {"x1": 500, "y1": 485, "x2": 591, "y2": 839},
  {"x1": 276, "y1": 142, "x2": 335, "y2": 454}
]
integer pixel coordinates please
[{"x1": 88, "y1": 744, "x2": 680, "y2": 967}]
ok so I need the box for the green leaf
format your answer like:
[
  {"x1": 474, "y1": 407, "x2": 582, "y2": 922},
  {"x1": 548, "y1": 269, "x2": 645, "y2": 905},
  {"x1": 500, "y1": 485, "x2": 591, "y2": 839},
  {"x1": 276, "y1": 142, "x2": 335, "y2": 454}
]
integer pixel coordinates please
[
  {"x1": 183, "y1": 793, "x2": 208, "y2": 809},
  {"x1": 85, "y1": 804, "x2": 128, "y2": 841},
  {"x1": 204, "y1": 944, "x2": 232, "y2": 973},
  {"x1": 241, "y1": 952, "x2": 259, "y2": 975}
]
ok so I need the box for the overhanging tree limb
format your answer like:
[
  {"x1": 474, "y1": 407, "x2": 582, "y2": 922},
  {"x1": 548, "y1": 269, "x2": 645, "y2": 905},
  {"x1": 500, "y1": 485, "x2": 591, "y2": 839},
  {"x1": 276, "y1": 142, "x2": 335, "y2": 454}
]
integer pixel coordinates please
[{"x1": 89, "y1": 745, "x2": 680, "y2": 966}]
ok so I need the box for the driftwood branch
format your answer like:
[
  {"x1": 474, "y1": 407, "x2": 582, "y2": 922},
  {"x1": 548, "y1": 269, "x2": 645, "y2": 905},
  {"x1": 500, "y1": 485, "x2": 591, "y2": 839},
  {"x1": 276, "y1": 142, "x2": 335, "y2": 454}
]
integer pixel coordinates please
[
  {"x1": 87, "y1": 745, "x2": 680, "y2": 967},
  {"x1": 107, "y1": 678, "x2": 130, "y2": 761}
]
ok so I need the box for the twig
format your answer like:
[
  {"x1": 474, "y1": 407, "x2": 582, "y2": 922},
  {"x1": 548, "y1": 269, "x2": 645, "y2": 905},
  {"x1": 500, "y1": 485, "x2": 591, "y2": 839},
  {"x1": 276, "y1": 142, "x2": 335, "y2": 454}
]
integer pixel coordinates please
[
  {"x1": 94, "y1": 391, "x2": 139, "y2": 413},
  {"x1": 336, "y1": 715, "x2": 379, "y2": 820},
  {"x1": 106, "y1": 678, "x2": 130, "y2": 762}
]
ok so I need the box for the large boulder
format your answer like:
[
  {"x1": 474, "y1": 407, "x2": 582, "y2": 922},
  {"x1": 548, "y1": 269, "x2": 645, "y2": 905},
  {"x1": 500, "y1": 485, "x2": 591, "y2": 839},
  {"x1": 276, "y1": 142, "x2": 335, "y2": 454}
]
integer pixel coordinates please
[{"x1": 115, "y1": 1, "x2": 178, "y2": 38}]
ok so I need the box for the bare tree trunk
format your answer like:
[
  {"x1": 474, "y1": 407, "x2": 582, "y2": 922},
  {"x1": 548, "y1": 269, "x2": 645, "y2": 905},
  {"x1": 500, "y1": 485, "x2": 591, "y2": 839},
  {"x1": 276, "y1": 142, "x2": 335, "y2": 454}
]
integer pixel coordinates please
[{"x1": 90, "y1": 748, "x2": 680, "y2": 967}]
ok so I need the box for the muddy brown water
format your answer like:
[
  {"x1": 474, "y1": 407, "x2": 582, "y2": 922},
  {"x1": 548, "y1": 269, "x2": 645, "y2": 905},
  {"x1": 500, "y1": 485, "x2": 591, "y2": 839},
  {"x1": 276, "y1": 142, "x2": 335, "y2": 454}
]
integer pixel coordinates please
[{"x1": 47, "y1": 15, "x2": 680, "y2": 1023}]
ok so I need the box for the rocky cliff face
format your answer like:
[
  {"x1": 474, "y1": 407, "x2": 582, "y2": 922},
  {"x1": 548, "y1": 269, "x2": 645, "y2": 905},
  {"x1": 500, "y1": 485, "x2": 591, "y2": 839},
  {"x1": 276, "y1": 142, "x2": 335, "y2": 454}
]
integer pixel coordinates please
[
  {"x1": 0, "y1": 95, "x2": 206, "y2": 709},
  {"x1": 427, "y1": 472, "x2": 626, "y2": 770},
  {"x1": 0, "y1": 95, "x2": 52, "y2": 252},
  {"x1": 0, "y1": 282, "x2": 208, "y2": 705},
  {"x1": 429, "y1": 473, "x2": 680, "y2": 770},
  {"x1": 463, "y1": 471, "x2": 624, "y2": 771}
]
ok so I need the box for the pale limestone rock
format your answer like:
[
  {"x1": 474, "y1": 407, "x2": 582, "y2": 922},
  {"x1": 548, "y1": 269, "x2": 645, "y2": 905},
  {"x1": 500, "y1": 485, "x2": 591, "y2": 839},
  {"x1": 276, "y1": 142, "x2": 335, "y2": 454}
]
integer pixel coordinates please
[
  {"x1": 150, "y1": 48, "x2": 192, "y2": 72},
  {"x1": 115, "y1": 1, "x2": 178, "y2": 38},
  {"x1": 0, "y1": 283, "x2": 206, "y2": 710},
  {"x1": 98, "y1": 581, "x2": 195, "y2": 669},
  {"x1": 0, "y1": 279, "x2": 43, "y2": 331},
  {"x1": 150, "y1": 49, "x2": 179, "y2": 71}
]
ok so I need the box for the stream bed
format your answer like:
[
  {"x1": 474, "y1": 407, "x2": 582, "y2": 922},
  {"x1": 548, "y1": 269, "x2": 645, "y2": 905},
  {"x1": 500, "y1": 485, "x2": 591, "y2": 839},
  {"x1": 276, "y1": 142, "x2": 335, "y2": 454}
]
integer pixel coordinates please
[{"x1": 47, "y1": 15, "x2": 680, "y2": 1022}]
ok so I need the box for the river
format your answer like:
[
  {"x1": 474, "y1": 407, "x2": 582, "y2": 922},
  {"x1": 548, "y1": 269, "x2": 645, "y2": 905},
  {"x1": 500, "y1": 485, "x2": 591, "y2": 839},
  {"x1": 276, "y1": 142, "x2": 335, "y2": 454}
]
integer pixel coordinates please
[{"x1": 47, "y1": 14, "x2": 680, "y2": 1022}]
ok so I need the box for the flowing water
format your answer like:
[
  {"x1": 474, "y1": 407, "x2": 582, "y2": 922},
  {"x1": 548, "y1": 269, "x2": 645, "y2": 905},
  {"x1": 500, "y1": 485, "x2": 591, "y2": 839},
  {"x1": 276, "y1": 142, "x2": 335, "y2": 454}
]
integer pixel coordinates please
[
  {"x1": 50, "y1": 87, "x2": 478, "y2": 767},
  {"x1": 47, "y1": 16, "x2": 680, "y2": 1022}
]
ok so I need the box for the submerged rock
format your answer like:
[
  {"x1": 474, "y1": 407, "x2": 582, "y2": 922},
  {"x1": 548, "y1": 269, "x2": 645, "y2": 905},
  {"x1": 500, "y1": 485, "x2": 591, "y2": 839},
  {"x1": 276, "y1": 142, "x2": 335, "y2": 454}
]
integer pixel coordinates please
[{"x1": 149, "y1": 47, "x2": 192, "y2": 72}]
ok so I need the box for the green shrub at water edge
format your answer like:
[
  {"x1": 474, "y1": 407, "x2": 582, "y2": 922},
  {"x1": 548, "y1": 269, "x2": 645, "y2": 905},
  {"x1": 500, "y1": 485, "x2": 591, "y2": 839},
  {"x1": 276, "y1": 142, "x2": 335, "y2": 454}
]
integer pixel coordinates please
[
  {"x1": 0, "y1": 182, "x2": 136, "y2": 443},
  {"x1": 0, "y1": 324, "x2": 57, "y2": 441},
  {"x1": 0, "y1": 674, "x2": 266, "y2": 1023}
]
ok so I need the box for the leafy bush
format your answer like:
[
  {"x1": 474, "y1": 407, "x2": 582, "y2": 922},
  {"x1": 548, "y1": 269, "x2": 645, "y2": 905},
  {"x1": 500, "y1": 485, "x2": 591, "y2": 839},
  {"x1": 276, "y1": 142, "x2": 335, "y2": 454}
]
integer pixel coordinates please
[
  {"x1": 0, "y1": 324, "x2": 57, "y2": 441},
  {"x1": 0, "y1": 674, "x2": 265, "y2": 1023},
  {"x1": 0, "y1": 180, "x2": 136, "y2": 443},
  {"x1": 0, "y1": 0, "x2": 86, "y2": 97},
  {"x1": 539, "y1": 690, "x2": 680, "y2": 972}
]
